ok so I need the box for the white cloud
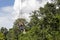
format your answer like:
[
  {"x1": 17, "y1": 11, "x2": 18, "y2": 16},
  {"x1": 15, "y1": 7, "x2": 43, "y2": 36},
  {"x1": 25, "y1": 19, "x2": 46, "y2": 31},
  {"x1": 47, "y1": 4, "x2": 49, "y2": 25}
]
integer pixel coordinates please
[
  {"x1": 13, "y1": 0, "x2": 51, "y2": 21},
  {"x1": 0, "y1": 6, "x2": 14, "y2": 29},
  {"x1": 0, "y1": 17, "x2": 13, "y2": 29}
]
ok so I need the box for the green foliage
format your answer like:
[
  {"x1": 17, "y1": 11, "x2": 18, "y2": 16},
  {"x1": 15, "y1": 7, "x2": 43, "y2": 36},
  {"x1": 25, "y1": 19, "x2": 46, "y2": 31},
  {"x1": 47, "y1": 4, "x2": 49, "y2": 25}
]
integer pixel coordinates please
[
  {"x1": 13, "y1": 18, "x2": 27, "y2": 27},
  {"x1": 0, "y1": 32, "x2": 5, "y2": 40},
  {"x1": 0, "y1": 27, "x2": 8, "y2": 40},
  {"x1": 6, "y1": 29, "x2": 16, "y2": 40}
]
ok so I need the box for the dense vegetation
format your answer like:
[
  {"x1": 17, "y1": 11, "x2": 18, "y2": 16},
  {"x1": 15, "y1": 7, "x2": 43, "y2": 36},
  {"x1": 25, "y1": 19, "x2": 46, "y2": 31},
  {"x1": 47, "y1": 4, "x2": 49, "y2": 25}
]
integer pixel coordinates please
[{"x1": 0, "y1": 0, "x2": 60, "y2": 40}]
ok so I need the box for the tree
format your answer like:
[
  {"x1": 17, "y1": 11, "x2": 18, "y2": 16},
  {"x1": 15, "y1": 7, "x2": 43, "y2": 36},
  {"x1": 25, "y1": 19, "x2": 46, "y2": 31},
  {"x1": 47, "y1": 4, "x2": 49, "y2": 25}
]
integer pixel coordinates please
[
  {"x1": 39, "y1": 2, "x2": 60, "y2": 40},
  {"x1": 28, "y1": 11, "x2": 40, "y2": 27},
  {"x1": 0, "y1": 32, "x2": 5, "y2": 40},
  {"x1": 19, "y1": 1, "x2": 60, "y2": 40},
  {"x1": 14, "y1": 18, "x2": 27, "y2": 31},
  {"x1": 0, "y1": 27, "x2": 8, "y2": 40},
  {"x1": 13, "y1": 18, "x2": 27, "y2": 27},
  {"x1": 6, "y1": 29, "x2": 16, "y2": 40}
]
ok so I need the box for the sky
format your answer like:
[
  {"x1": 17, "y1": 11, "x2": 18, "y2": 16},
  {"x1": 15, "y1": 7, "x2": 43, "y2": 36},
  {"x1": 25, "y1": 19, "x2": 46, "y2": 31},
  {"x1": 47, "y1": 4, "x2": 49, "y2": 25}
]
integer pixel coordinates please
[
  {"x1": 0, "y1": 0, "x2": 51, "y2": 29},
  {"x1": 0, "y1": 0, "x2": 15, "y2": 29}
]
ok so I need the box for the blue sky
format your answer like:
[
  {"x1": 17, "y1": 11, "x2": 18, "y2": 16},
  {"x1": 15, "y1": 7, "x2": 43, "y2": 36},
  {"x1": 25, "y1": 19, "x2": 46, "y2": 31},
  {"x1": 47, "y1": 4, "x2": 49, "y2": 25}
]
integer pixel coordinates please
[
  {"x1": 0, "y1": 0, "x2": 14, "y2": 7},
  {"x1": 0, "y1": 0, "x2": 15, "y2": 29}
]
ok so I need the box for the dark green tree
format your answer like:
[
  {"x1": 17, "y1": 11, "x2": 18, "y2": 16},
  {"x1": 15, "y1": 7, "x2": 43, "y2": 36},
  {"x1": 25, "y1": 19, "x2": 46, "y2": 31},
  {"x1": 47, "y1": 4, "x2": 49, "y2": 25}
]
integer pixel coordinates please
[
  {"x1": 6, "y1": 29, "x2": 16, "y2": 40},
  {"x1": 0, "y1": 27, "x2": 8, "y2": 40}
]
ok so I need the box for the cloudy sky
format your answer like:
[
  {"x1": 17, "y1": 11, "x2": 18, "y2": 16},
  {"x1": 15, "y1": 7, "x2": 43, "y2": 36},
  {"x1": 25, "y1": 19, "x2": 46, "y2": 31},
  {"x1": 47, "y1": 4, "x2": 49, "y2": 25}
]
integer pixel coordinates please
[{"x1": 0, "y1": 0, "x2": 51, "y2": 29}]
